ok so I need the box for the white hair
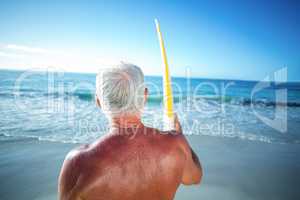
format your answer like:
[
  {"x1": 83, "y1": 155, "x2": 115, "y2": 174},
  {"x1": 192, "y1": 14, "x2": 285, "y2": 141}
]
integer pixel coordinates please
[{"x1": 96, "y1": 63, "x2": 145, "y2": 116}]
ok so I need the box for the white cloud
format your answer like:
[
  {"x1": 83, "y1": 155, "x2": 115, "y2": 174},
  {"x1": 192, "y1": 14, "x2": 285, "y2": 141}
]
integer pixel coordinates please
[
  {"x1": 0, "y1": 51, "x2": 25, "y2": 58},
  {"x1": 6, "y1": 44, "x2": 49, "y2": 54},
  {"x1": 0, "y1": 43, "x2": 150, "y2": 73}
]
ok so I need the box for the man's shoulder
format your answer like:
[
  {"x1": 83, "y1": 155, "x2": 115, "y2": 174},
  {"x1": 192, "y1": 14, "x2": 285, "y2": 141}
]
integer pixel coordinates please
[
  {"x1": 59, "y1": 144, "x2": 91, "y2": 196},
  {"x1": 141, "y1": 126, "x2": 187, "y2": 151},
  {"x1": 64, "y1": 135, "x2": 113, "y2": 162},
  {"x1": 145, "y1": 126, "x2": 184, "y2": 139},
  {"x1": 64, "y1": 144, "x2": 90, "y2": 161},
  {"x1": 59, "y1": 145, "x2": 89, "y2": 180}
]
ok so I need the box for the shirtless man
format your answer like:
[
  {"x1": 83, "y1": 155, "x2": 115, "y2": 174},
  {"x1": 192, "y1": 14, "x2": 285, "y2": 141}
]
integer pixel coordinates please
[{"x1": 58, "y1": 63, "x2": 202, "y2": 200}]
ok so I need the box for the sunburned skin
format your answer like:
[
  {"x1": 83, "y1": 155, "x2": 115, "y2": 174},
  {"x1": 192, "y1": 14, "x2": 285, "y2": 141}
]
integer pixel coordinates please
[{"x1": 58, "y1": 117, "x2": 202, "y2": 200}]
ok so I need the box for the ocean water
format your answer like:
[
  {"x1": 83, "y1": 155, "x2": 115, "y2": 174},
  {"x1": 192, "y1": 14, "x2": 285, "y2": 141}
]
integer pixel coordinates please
[{"x1": 0, "y1": 69, "x2": 300, "y2": 144}]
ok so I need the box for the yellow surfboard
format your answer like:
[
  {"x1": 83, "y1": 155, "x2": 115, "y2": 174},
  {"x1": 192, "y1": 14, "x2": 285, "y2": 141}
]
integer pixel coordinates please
[{"x1": 155, "y1": 19, "x2": 175, "y2": 130}]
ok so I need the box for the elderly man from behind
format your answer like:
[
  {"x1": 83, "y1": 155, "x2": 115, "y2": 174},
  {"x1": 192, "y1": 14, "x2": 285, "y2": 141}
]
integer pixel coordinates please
[{"x1": 58, "y1": 63, "x2": 202, "y2": 200}]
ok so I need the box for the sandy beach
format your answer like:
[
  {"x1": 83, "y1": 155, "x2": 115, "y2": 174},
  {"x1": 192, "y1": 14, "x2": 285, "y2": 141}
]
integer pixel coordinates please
[{"x1": 1, "y1": 135, "x2": 299, "y2": 200}]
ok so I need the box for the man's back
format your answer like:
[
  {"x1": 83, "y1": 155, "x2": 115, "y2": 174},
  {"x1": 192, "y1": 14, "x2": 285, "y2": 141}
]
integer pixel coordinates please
[
  {"x1": 59, "y1": 124, "x2": 201, "y2": 200},
  {"x1": 59, "y1": 64, "x2": 202, "y2": 200}
]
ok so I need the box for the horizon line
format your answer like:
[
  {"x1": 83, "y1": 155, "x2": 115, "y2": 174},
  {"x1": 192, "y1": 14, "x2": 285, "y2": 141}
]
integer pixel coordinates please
[{"x1": 1, "y1": 67, "x2": 299, "y2": 83}]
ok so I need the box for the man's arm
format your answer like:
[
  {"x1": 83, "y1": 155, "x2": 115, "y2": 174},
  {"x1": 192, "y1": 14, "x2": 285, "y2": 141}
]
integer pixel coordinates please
[
  {"x1": 179, "y1": 135, "x2": 202, "y2": 185},
  {"x1": 58, "y1": 150, "x2": 82, "y2": 200},
  {"x1": 174, "y1": 114, "x2": 203, "y2": 185}
]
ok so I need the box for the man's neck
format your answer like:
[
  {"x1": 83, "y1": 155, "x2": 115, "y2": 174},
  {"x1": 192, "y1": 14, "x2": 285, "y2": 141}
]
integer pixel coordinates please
[{"x1": 110, "y1": 114, "x2": 142, "y2": 129}]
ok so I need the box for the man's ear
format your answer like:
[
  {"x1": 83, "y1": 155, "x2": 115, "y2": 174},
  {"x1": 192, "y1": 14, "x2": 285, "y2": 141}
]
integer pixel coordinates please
[
  {"x1": 95, "y1": 95, "x2": 101, "y2": 108},
  {"x1": 144, "y1": 87, "x2": 148, "y2": 104}
]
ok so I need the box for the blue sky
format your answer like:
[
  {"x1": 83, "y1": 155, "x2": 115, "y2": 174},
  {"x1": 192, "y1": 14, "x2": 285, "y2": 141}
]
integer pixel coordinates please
[{"x1": 0, "y1": 0, "x2": 299, "y2": 81}]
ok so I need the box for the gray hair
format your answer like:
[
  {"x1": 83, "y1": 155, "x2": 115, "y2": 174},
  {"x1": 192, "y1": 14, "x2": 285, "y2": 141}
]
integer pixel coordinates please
[{"x1": 96, "y1": 63, "x2": 145, "y2": 116}]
